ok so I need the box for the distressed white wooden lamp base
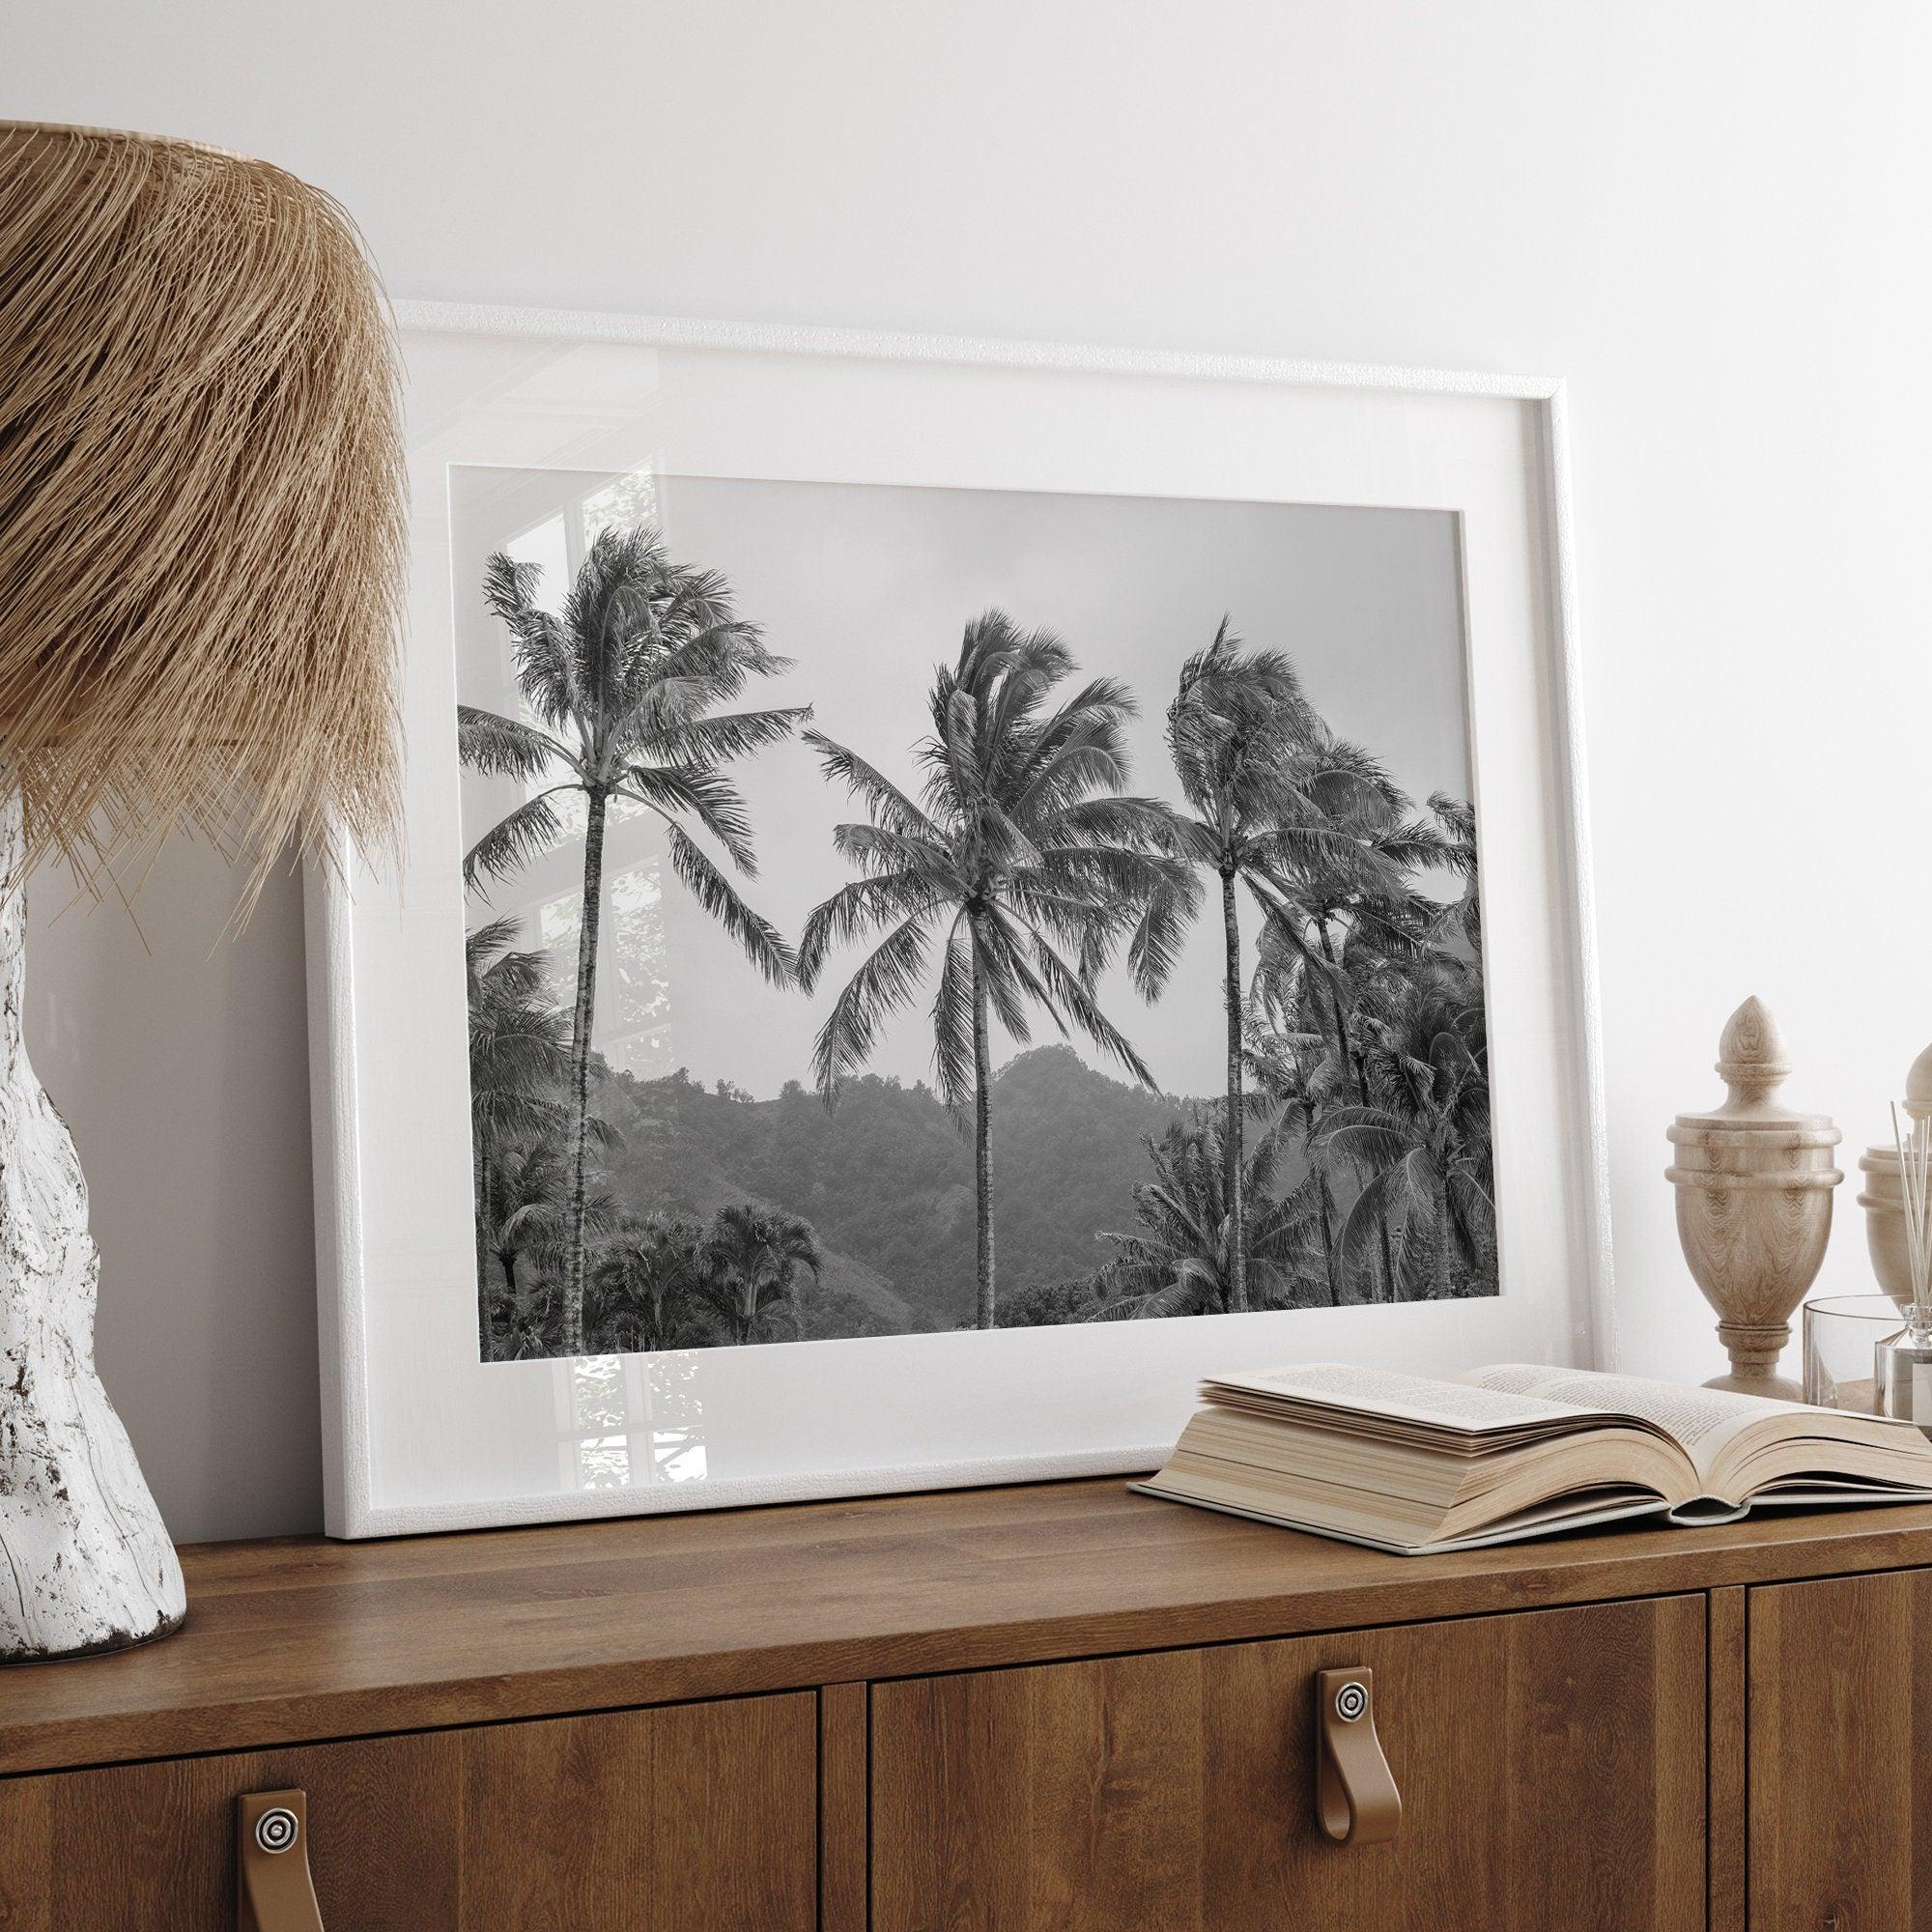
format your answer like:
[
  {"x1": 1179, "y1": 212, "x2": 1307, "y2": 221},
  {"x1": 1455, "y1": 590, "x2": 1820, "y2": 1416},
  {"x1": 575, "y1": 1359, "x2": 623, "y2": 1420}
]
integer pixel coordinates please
[{"x1": 0, "y1": 797, "x2": 185, "y2": 1661}]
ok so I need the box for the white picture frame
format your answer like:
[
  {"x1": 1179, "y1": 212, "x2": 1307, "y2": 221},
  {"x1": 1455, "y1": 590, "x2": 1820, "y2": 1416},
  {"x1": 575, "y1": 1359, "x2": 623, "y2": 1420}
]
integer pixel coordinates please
[{"x1": 306, "y1": 302, "x2": 1610, "y2": 1538}]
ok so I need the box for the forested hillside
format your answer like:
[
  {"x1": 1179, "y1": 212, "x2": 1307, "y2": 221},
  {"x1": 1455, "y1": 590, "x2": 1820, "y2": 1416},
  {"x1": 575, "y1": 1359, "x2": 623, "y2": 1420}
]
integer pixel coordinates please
[
  {"x1": 465, "y1": 532, "x2": 1493, "y2": 1361},
  {"x1": 591, "y1": 1045, "x2": 1201, "y2": 1328}
]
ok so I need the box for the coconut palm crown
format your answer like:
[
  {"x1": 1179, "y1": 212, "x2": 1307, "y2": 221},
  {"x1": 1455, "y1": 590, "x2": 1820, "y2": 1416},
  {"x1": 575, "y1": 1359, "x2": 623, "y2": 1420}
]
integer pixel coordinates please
[
  {"x1": 799, "y1": 611, "x2": 1199, "y2": 1328},
  {"x1": 1094, "y1": 1110, "x2": 1312, "y2": 1320},
  {"x1": 1161, "y1": 620, "x2": 1451, "y2": 1311},
  {"x1": 1315, "y1": 961, "x2": 1494, "y2": 1300},
  {"x1": 459, "y1": 523, "x2": 810, "y2": 1356}
]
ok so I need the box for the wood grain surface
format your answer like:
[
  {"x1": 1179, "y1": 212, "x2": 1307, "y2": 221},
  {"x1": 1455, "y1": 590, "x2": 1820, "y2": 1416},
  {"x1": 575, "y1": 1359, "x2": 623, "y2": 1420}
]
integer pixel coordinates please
[
  {"x1": 0, "y1": 1693, "x2": 816, "y2": 1931},
  {"x1": 2, "y1": 1478, "x2": 1931, "y2": 1776},
  {"x1": 818, "y1": 1681, "x2": 868, "y2": 1932},
  {"x1": 1749, "y1": 1568, "x2": 1932, "y2": 1930},
  {"x1": 1707, "y1": 1584, "x2": 1747, "y2": 1932},
  {"x1": 871, "y1": 1593, "x2": 1707, "y2": 1932}
]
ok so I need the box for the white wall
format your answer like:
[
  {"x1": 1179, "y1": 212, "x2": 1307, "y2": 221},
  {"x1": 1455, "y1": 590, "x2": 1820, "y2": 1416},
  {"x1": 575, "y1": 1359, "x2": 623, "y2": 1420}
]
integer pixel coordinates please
[{"x1": 9, "y1": 0, "x2": 1931, "y2": 1542}]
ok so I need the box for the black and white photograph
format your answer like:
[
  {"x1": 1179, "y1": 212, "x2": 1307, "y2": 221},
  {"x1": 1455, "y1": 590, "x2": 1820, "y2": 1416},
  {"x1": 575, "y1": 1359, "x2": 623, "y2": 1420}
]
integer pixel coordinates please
[{"x1": 454, "y1": 470, "x2": 1493, "y2": 1362}]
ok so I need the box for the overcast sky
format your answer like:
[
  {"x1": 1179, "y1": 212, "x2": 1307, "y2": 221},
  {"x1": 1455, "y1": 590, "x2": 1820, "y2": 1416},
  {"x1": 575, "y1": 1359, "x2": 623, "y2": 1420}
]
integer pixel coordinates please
[{"x1": 457, "y1": 470, "x2": 1471, "y2": 1101}]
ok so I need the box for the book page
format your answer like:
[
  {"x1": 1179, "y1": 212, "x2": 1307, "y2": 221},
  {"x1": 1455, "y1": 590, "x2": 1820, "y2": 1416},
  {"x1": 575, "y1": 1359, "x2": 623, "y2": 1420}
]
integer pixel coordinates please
[
  {"x1": 1209, "y1": 1362, "x2": 1601, "y2": 1434},
  {"x1": 1463, "y1": 1365, "x2": 1797, "y2": 1477}
]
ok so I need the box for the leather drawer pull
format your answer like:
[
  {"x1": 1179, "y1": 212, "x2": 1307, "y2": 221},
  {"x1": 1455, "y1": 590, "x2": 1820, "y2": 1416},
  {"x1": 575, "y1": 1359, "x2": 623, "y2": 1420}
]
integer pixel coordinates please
[
  {"x1": 238, "y1": 1789, "x2": 325, "y2": 1931},
  {"x1": 1315, "y1": 1667, "x2": 1401, "y2": 1845}
]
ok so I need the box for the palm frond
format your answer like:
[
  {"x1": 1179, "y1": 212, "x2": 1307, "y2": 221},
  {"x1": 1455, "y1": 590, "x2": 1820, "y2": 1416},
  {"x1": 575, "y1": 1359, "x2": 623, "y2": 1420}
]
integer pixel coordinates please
[
  {"x1": 658, "y1": 703, "x2": 812, "y2": 764},
  {"x1": 1021, "y1": 921, "x2": 1156, "y2": 1090},
  {"x1": 463, "y1": 788, "x2": 571, "y2": 892},
  {"x1": 831, "y1": 822, "x2": 955, "y2": 881},
  {"x1": 811, "y1": 905, "x2": 937, "y2": 1096},
  {"x1": 1336, "y1": 1151, "x2": 1428, "y2": 1294},
  {"x1": 930, "y1": 911, "x2": 975, "y2": 1110},
  {"x1": 482, "y1": 554, "x2": 582, "y2": 724},
  {"x1": 664, "y1": 825, "x2": 795, "y2": 985},
  {"x1": 1315, "y1": 1105, "x2": 1413, "y2": 1169},
  {"x1": 797, "y1": 871, "x2": 935, "y2": 990},
  {"x1": 619, "y1": 762, "x2": 757, "y2": 871},
  {"x1": 804, "y1": 729, "x2": 937, "y2": 840},
  {"x1": 456, "y1": 705, "x2": 575, "y2": 783}
]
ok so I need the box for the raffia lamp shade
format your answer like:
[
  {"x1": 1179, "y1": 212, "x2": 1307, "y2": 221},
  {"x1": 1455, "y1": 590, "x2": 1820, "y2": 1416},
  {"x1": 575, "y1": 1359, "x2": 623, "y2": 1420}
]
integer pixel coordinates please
[
  {"x1": 0, "y1": 123, "x2": 405, "y2": 1661},
  {"x1": 0, "y1": 121, "x2": 404, "y2": 882}
]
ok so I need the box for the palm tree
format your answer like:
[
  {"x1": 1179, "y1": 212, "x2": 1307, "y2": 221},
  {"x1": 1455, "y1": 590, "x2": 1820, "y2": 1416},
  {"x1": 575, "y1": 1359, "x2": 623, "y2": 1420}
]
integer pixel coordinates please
[
  {"x1": 1249, "y1": 779, "x2": 1474, "y2": 1302},
  {"x1": 586, "y1": 1214, "x2": 708, "y2": 1353},
  {"x1": 460, "y1": 524, "x2": 808, "y2": 1356},
  {"x1": 1426, "y1": 791, "x2": 1482, "y2": 952},
  {"x1": 1164, "y1": 624, "x2": 1454, "y2": 1309},
  {"x1": 1247, "y1": 1014, "x2": 1352, "y2": 1305},
  {"x1": 477, "y1": 1137, "x2": 612, "y2": 1359},
  {"x1": 466, "y1": 918, "x2": 575, "y2": 1334},
  {"x1": 1314, "y1": 964, "x2": 1494, "y2": 1300},
  {"x1": 1159, "y1": 621, "x2": 1322, "y2": 1313},
  {"x1": 1247, "y1": 721, "x2": 1446, "y2": 1106},
  {"x1": 699, "y1": 1205, "x2": 824, "y2": 1346},
  {"x1": 1093, "y1": 1111, "x2": 1315, "y2": 1319},
  {"x1": 799, "y1": 612, "x2": 1197, "y2": 1328}
]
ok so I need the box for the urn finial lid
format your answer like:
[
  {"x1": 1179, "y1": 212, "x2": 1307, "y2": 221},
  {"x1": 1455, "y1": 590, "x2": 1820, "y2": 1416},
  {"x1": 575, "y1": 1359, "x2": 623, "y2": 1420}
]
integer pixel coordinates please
[
  {"x1": 1858, "y1": 1040, "x2": 1932, "y2": 1163},
  {"x1": 1673, "y1": 995, "x2": 1834, "y2": 1133},
  {"x1": 1907, "y1": 1040, "x2": 1932, "y2": 1121},
  {"x1": 1715, "y1": 995, "x2": 1788, "y2": 1106}
]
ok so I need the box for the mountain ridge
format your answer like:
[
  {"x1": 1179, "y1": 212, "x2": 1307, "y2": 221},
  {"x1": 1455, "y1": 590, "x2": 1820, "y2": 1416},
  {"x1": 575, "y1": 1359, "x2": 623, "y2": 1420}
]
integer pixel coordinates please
[{"x1": 590, "y1": 1043, "x2": 1212, "y2": 1325}]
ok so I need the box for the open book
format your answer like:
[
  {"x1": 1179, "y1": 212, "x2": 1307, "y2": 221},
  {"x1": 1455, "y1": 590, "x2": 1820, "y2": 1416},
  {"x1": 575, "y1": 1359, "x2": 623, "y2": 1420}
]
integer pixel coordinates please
[{"x1": 1131, "y1": 1362, "x2": 1932, "y2": 1554}]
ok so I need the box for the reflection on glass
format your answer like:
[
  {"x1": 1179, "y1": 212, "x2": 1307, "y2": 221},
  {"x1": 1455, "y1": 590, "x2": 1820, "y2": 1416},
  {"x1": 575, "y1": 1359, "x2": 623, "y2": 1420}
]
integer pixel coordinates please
[
  {"x1": 503, "y1": 512, "x2": 568, "y2": 615},
  {"x1": 537, "y1": 861, "x2": 672, "y2": 1074},
  {"x1": 563, "y1": 1351, "x2": 708, "y2": 1492},
  {"x1": 609, "y1": 860, "x2": 672, "y2": 1073},
  {"x1": 579, "y1": 469, "x2": 658, "y2": 545}
]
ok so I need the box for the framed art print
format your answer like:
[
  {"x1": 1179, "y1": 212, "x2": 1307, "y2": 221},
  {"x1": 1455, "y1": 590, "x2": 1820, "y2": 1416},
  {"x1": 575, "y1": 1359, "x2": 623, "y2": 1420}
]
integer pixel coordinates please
[{"x1": 306, "y1": 305, "x2": 1610, "y2": 1536}]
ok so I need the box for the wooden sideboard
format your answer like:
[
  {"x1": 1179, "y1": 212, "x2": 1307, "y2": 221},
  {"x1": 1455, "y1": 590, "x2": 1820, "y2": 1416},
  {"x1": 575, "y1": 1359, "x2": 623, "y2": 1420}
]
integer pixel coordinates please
[{"x1": 0, "y1": 1477, "x2": 1928, "y2": 1929}]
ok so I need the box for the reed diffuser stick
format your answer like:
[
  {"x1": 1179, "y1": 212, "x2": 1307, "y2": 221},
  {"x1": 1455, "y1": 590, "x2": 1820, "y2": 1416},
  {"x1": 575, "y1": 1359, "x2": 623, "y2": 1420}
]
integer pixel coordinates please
[{"x1": 1889, "y1": 1101, "x2": 1932, "y2": 1342}]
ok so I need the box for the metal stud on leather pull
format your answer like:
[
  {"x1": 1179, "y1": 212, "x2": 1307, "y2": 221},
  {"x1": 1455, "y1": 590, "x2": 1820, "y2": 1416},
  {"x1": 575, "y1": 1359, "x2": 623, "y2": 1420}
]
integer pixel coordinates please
[{"x1": 238, "y1": 1790, "x2": 326, "y2": 1931}]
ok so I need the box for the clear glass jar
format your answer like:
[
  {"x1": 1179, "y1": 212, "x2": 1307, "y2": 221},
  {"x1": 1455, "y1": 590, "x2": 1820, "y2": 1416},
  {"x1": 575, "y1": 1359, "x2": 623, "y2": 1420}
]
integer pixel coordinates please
[{"x1": 1802, "y1": 1293, "x2": 1902, "y2": 1413}]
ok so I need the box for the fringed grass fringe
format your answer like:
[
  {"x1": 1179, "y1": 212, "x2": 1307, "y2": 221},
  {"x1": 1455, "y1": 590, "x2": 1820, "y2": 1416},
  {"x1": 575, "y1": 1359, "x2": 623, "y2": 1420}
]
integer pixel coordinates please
[{"x1": 0, "y1": 122, "x2": 405, "y2": 903}]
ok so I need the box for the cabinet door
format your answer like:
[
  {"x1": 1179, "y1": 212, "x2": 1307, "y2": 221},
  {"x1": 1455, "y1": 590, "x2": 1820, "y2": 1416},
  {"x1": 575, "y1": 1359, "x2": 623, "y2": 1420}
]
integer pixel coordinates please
[
  {"x1": 1749, "y1": 1568, "x2": 1932, "y2": 1930},
  {"x1": 872, "y1": 1595, "x2": 1704, "y2": 1932},
  {"x1": 0, "y1": 1691, "x2": 816, "y2": 1931}
]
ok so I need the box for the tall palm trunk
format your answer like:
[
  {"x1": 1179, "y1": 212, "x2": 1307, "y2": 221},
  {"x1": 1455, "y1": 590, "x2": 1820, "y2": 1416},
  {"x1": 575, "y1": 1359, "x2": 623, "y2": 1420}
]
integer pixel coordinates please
[
  {"x1": 1312, "y1": 929, "x2": 1395, "y2": 1299},
  {"x1": 972, "y1": 933, "x2": 996, "y2": 1329},
  {"x1": 474, "y1": 1136, "x2": 493, "y2": 1355},
  {"x1": 1430, "y1": 1161, "x2": 1454, "y2": 1299},
  {"x1": 1318, "y1": 1168, "x2": 1342, "y2": 1306},
  {"x1": 1219, "y1": 868, "x2": 1247, "y2": 1314},
  {"x1": 1312, "y1": 922, "x2": 1364, "y2": 1102},
  {"x1": 560, "y1": 788, "x2": 610, "y2": 1357},
  {"x1": 493, "y1": 1245, "x2": 521, "y2": 1355}
]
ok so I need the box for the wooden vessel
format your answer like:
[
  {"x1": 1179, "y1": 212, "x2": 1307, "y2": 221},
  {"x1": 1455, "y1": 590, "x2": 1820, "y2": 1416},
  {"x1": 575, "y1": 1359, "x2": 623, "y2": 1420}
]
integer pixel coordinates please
[
  {"x1": 1857, "y1": 1040, "x2": 1932, "y2": 1307},
  {"x1": 1665, "y1": 997, "x2": 1842, "y2": 1399}
]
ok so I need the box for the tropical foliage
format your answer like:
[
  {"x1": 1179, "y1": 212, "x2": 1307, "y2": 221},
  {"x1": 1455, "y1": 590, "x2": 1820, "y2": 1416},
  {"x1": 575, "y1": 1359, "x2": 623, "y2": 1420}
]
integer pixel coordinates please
[
  {"x1": 799, "y1": 612, "x2": 1197, "y2": 1327},
  {"x1": 585, "y1": 1214, "x2": 709, "y2": 1355},
  {"x1": 696, "y1": 1206, "x2": 824, "y2": 1345},
  {"x1": 1313, "y1": 955, "x2": 1494, "y2": 1300},
  {"x1": 459, "y1": 522, "x2": 1493, "y2": 1359},
  {"x1": 460, "y1": 524, "x2": 807, "y2": 1354},
  {"x1": 1094, "y1": 1109, "x2": 1321, "y2": 1319}
]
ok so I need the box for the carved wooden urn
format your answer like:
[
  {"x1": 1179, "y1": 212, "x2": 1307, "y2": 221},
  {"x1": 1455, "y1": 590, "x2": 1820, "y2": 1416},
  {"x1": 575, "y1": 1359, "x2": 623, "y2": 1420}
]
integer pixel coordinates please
[
  {"x1": 1665, "y1": 998, "x2": 1842, "y2": 1400},
  {"x1": 1856, "y1": 1041, "x2": 1932, "y2": 1308}
]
